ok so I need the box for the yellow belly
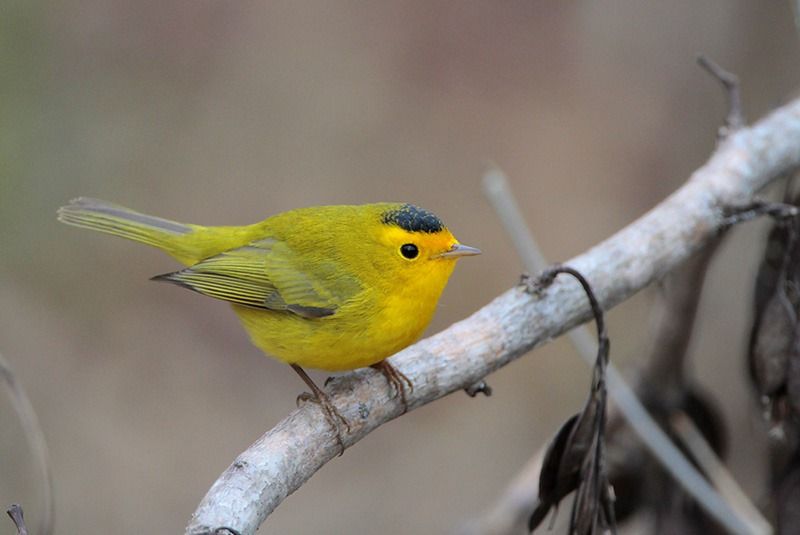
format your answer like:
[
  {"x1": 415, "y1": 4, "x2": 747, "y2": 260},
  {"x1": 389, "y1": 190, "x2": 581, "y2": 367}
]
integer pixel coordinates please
[{"x1": 232, "y1": 294, "x2": 437, "y2": 371}]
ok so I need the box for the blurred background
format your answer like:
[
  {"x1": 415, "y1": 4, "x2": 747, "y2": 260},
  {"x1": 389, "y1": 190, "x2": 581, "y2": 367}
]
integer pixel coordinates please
[{"x1": 2, "y1": 1, "x2": 799, "y2": 533}]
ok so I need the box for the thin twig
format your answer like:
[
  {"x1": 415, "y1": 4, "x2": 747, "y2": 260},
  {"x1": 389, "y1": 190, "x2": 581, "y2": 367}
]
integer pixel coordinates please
[
  {"x1": 482, "y1": 166, "x2": 598, "y2": 361},
  {"x1": 482, "y1": 165, "x2": 550, "y2": 271},
  {"x1": 187, "y1": 96, "x2": 800, "y2": 535},
  {"x1": 7, "y1": 504, "x2": 28, "y2": 535},
  {"x1": 720, "y1": 199, "x2": 799, "y2": 229},
  {"x1": 793, "y1": 0, "x2": 800, "y2": 38},
  {"x1": 456, "y1": 452, "x2": 545, "y2": 535},
  {"x1": 479, "y1": 168, "x2": 766, "y2": 535},
  {"x1": 697, "y1": 54, "x2": 745, "y2": 134},
  {"x1": 671, "y1": 413, "x2": 773, "y2": 535},
  {"x1": 0, "y1": 353, "x2": 54, "y2": 535}
]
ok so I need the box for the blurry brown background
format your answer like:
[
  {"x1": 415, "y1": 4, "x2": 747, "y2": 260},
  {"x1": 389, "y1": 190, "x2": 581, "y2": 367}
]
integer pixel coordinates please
[{"x1": 2, "y1": 2, "x2": 799, "y2": 533}]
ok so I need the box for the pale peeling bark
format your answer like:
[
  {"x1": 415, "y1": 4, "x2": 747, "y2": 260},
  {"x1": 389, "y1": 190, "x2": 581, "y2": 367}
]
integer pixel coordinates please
[{"x1": 186, "y1": 97, "x2": 800, "y2": 535}]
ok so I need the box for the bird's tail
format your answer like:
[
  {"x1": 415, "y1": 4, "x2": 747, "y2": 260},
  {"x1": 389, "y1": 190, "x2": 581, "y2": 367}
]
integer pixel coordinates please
[{"x1": 57, "y1": 197, "x2": 202, "y2": 265}]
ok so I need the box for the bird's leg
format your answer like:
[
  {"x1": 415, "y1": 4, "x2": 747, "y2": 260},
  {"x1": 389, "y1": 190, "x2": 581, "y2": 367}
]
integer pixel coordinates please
[
  {"x1": 371, "y1": 360, "x2": 414, "y2": 413},
  {"x1": 291, "y1": 364, "x2": 350, "y2": 453}
]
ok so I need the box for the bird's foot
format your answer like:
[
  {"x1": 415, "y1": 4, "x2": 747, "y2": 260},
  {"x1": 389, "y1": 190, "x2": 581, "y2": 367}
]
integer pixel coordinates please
[
  {"x1": 291, "y1": 364, "x2": 350, "y2": 455},
  {"x1": 371, "y1": 360, "x2": 414, "y2": 413},
  {"x1": 296, "y1": 390, "x2": 351, "y2": 454}
]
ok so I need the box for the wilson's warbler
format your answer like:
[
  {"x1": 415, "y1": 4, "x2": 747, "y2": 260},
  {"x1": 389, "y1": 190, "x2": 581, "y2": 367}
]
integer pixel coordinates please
[{"x1": 58, "y1": 198, "x2": 479, "y2": 443}]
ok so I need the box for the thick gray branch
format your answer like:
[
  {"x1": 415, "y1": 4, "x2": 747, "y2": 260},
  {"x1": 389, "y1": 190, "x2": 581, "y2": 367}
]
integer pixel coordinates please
[{"x1": 186, "y1": 97, "x2": 800, "y2": 535}]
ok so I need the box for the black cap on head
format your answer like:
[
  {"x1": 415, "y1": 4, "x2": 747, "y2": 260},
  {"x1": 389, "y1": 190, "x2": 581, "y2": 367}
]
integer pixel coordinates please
[{"x1": 381, "y1": 204, "x2": 445, "y2": 233}]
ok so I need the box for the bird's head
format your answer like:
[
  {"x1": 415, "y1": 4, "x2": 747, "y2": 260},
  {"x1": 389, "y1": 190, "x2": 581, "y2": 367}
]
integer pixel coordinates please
[{"x1": 371, "y1": 204, "x2": 480, "y2": 285}]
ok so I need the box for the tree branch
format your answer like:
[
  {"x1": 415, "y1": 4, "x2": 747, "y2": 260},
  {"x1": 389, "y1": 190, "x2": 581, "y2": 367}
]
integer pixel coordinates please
[{"x1": 186, "y1": 97, "x2": 800, "y2": 535}]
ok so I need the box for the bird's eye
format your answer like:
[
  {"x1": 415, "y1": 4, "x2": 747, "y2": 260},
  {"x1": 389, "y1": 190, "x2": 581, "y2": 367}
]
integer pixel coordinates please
[{"x1": 400, "y1": 243, "x2": 419, "y2": 259}]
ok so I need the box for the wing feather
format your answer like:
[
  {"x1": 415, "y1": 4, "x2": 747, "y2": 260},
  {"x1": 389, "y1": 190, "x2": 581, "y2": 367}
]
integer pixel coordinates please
[{"x1": 152, "y1": 238, "x2": 359, "y2": 318}]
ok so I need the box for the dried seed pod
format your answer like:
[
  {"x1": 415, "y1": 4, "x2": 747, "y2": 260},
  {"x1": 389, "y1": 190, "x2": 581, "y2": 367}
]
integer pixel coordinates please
[
  {"x1": 748, "y1": 181, "x2": 800, "y2": 424},
  {"x1": 751, "y1": 290, "x2": 797, "y2": 397}
]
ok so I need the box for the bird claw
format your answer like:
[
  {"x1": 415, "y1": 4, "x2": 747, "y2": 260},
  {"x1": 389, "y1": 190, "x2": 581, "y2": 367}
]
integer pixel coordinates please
[
  {"x1": 371, "y1": 361, "x2": 414, "y2": 413},
  {"x1": 291, "y1": 364, "x2": 351, "y2": 455},
  {"x1": 296, "y1": 389, "x2": 351, "y2": 454}
]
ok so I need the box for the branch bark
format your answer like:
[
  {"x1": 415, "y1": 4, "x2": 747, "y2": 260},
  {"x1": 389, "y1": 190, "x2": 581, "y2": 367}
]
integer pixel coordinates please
[{"x1": 186, "y1": 97, "x2": 800, "y2": 535}]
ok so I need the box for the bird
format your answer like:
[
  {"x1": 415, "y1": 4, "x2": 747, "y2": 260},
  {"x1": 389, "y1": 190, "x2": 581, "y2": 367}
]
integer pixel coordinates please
[{"x1": 58, "y1": 198, "x2": 480, "y2": 448}]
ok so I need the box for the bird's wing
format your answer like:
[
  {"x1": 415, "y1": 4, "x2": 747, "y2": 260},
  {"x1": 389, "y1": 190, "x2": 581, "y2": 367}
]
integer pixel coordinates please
[{"x1": 152, "y1": 238, "x2": 361, "y2": 319}]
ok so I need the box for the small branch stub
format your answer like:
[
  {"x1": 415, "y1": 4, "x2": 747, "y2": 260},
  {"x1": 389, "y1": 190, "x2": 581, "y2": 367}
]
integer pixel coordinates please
[
  {"x1": 697, "y1": 54, "x2": 745, "y2": 135},
  {"x1": 464, "y1": 380, "x2": 493, "y2": 397}
]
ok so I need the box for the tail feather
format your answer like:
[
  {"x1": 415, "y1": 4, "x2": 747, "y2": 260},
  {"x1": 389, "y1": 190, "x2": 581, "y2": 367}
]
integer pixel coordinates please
[
  {"x1": 58, "y1": 197, "x2": 265, "y2": 266},
  {"x1": 58, "y1": 197, "x2": 196, "y2": 262}
]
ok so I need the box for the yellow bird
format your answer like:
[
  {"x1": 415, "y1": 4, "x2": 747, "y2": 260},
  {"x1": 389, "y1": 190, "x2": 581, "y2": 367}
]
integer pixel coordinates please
[{"x1": 58, "y1": 198, "x2": 479, "y2": 442}]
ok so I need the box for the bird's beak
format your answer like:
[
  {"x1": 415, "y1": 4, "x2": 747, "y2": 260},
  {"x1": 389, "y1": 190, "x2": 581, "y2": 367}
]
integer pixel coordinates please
[{"x1": 436, "y1": 243, "x2": 482, "y2": 258}]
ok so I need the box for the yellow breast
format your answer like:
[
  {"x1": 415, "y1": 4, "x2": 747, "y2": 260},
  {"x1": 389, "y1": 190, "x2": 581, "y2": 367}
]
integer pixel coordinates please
[{"x1": 232, "y1": 260, "x2": 454, "y2": 371}]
